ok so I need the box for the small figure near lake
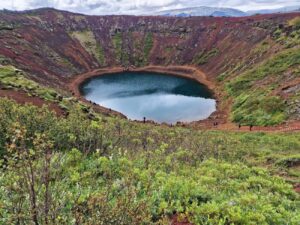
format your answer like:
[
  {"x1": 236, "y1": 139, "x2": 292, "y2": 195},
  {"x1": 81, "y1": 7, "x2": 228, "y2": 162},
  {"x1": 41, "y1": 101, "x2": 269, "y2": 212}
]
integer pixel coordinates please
[{"x1": 250, "y1": 124, "x2": 253, "y2": 131}]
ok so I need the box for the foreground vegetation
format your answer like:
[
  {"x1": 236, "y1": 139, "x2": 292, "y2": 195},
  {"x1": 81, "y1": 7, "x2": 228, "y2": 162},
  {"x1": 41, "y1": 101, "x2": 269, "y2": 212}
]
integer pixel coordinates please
[
  {"x1": 0, "y1": 15, "x2": 300, "y2": 224},
  {"x1": 0, "y1": 98, "x2": 299, "y2": 224}
]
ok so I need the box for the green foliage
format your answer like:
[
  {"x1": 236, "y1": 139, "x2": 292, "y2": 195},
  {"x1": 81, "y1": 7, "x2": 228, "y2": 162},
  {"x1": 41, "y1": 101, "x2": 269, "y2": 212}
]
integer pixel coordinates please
[
  {"x1": 193, "y1": 48, "x2": 219, "y2": 65},
  {"x1": 289, "y1": 17, "x2": 300, "y2": 29},
  {"x1": 226, "y1": 47, "x2": 300, "y2": 125},
  {"x1": 112, "y1": 33, "x2": 123, "y2": 63},
  {"x1": 0, "y1": 65, "x2": 59, "y2": 101},
  {"x1": 69, "y1": 30, "x2": 107, "y2": 65},
  {"x1": 251, "y1": 41, "x2": 270, "y2": 55},
  {"x1": 144, "y1": 33, "x2": 153, "y2": 61},
  {"x1": 228, "y1": 48, "x2": 300, "y2": 95},
  {"x1": 276, "y1": 154, "x2": 300, "y2": 168},
  {"x1": 216, "y1": 72, "x2": 228, "y2": 82},
  {"x1": 129, "y1": 32, "x2": 153, "y2": 66},
  {"x1": 96, "y1": 42, "x2": 106, "y2": 66},
  {"x1": 0, "y1": 99, "x2": 299, "y2": 224},
  {"x1": 274, "y1": 22, "x2": 300, "y2": 48},
  {"x1": 222, "y1": 21, "x2": 300, "y2": 126},
  {"x1": 273, "y1": 28, "x2": 283, "y2": 39},
  {"x1": 231, "y1": 93, "x2": 286, "y2": 126}
]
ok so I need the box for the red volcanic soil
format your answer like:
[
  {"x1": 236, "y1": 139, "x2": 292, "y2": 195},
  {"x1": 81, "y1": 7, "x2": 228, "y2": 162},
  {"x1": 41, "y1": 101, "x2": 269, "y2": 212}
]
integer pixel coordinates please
[
  {"x1": 213, "y1": 120, "x2": 300, "y2": 132},
  {"x1": 1, "y1": 61, "x2": 300, "y2": 132},
  {"x1": 68, "y1": 65, "x2": 215, "y2": 97},
  {"x1": 68, "y1": 65, "x2": 226, "y2": 124},
  {"x1": 69, "y1": 65, "x2": 300, "y2": 132},
  {"x1": 294, "y1": 184, "x2": 300, "y2": 194},
  {"x1": 170, "y1": 215, "x2": 193, "y2": 225},
  {"x1": 0, "y1": 89, "x2": 65, "y2": 116},
  {"x1": 0, "y1": 8, "x2": 300, "y2": 86},
  {"x1": 0, "y1": 9, "x2": 300, "y2": 131},
  {"x1": 0, "y1": 88, "x2": 124, "y2": 119}
]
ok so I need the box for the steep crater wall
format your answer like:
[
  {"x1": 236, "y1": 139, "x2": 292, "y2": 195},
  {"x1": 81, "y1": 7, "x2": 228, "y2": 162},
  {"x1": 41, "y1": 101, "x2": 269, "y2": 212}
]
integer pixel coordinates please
[
  {"x1": 0, "y1": 9, "x2": 295, "y2": 86},
  {"x1": 1, "y1": 9, "x2": 300, "y2": 125}
]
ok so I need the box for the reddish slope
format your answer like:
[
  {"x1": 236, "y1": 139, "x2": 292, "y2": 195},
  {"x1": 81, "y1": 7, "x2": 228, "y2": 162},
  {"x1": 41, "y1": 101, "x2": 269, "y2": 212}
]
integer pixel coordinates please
[
  {"x1": 0, "y1": 89, "x2": 64, "y2": 116},
  {"x1": 0, "y1": 9, "x2": 299, "y2": 87}
]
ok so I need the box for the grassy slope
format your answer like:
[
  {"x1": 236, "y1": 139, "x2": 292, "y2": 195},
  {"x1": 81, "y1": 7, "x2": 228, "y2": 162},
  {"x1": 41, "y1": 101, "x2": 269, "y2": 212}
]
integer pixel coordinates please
[
  {"x1": 0, "y1": 64, "x2": 99, "y2": 117},
  {"x1": 65, "y1": 16, "x2": 300, "y2": 126},
  {"x1": 69, "y1": 30, "x2": 106, "y2": 66},
  {"x1": 226, "y1": 47, "x2": 300, "y2": 125},
  {"x1": 0, "y1": 98, "x2": 299, "y2": 224},
  {"x1": 222, "y1": 18, "x2": 300, "y2": 126},
  {"x1": 0, "y1": 65, "x2": 58, "y2": 101},
  {"x1": 112, "y1": 33, "x2": 124, "y2": 64},
  {"x1": 0, "y1": 58, "x2": 299, "y2": 224}
]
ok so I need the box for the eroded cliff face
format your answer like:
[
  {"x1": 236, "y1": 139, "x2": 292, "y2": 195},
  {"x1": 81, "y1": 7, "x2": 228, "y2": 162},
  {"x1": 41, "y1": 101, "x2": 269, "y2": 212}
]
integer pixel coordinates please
[{"x1": 0, "y1": 8, "x2": 297, "y2": 87}]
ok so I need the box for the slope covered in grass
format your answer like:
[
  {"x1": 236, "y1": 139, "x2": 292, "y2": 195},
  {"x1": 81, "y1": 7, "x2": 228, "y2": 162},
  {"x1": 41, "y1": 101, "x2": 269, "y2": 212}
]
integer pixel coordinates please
[
  {"x1": 224, "y1": 20, "x2": 300, "y2": 126},
  {"x1": 0, "y1": 98, "x2": 299, "y2": 224}
]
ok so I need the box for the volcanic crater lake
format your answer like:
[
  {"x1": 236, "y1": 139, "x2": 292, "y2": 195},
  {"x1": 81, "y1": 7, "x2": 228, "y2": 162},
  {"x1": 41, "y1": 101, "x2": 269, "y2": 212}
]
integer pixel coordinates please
[{"x1": 80, "y1": 72, "x2": 216, "y2": 123}]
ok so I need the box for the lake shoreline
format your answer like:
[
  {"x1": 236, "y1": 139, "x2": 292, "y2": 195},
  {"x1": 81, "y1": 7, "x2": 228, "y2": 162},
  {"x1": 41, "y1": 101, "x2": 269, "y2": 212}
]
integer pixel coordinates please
[
  {"x1": 79, "y1": 71, "x2": 216, "y2": 123},
  {"x1": 68, "y1": 65, "x2": 227, "y2": 126}
]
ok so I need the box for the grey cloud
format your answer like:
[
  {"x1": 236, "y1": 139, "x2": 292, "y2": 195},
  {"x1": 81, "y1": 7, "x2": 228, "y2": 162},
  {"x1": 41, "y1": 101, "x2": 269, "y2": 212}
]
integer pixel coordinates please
[{"x1": 1, "y1": 0, "x2": 300, "y2": 14}]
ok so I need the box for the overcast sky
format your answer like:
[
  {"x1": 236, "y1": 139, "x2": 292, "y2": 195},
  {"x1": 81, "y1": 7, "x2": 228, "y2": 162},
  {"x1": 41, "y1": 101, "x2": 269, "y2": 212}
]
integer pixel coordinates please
[{"x1": 1, "y1": 0, "x2": 300, "y2": 15}]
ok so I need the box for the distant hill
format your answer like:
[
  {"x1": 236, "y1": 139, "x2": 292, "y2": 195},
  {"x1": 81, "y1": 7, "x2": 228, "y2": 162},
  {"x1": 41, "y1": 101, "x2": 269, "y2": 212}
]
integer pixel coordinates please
[
  {"x1": 154, "y1": 5, "x2": 300, "y2": 17},
  {"x1": 247, "y1": 5, "x2": 300, "y2": 15},
  {"x1": 155, "y1": 6, "x2": 247, "y2": 17}
]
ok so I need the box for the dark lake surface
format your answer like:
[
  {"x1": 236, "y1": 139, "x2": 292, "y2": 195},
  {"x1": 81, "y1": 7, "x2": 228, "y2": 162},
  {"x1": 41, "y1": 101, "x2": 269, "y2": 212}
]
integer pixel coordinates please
[{"x1": 80, "y1": 72, "x2": 216, "y2": 123}]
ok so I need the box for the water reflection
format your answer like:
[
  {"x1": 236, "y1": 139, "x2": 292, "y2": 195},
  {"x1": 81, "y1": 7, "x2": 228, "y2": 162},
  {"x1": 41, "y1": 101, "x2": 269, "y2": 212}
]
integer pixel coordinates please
[{"x1": 80, "y1": 72, "x2": 216, "y2": 123}]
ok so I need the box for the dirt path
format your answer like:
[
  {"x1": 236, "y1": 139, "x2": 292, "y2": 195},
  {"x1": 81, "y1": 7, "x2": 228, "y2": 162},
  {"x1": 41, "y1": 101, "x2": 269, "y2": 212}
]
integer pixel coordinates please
[{"x1": 194, "y1": 120, "x2": 300, "y2": 132}]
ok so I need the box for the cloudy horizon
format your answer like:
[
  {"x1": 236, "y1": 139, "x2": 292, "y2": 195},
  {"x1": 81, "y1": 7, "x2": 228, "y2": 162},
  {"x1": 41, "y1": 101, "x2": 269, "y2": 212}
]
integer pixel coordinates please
[{"x1": 1, "y1": 0, "x2": 300, "y2": 15}]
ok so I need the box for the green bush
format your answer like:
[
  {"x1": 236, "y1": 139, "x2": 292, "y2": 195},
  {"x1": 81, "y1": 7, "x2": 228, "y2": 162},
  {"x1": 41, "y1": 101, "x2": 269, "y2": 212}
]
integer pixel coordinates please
[
  {"x1": 276, "y1": 154, "x2": 300, "y2": 168},
  {"x1": 0, "y1": 99, "x2": 299, "y2": 224}
]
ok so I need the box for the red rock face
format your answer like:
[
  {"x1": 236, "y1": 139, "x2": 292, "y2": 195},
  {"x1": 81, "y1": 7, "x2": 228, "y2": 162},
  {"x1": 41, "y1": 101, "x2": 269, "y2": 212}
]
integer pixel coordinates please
[{"x1": 0, "y1": 8, "x2": 299, "y2": 87}]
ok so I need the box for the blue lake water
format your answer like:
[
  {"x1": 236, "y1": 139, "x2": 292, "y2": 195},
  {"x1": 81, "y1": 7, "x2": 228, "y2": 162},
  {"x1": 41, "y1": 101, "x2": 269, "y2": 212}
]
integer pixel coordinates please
[{"x1": 80, "y1": 72, "x2": 216, "y2": 123}]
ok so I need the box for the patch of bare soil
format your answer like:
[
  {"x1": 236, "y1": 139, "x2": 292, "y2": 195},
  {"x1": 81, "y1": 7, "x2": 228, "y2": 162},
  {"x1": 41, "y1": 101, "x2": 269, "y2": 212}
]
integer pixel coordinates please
[
  {"x1": 294, "y1": 183, "x2": 300, "y2": 194},
  {"x1": 0, "y1": 89, "x2": 65, "y2": 116},
  {"x1": 170, "y1": 215, "x2": 193, "y2": 225}
]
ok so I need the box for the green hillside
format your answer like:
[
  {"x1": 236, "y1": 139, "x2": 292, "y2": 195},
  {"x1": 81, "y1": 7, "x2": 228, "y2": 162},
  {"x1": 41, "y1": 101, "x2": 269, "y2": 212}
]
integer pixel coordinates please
[{"x1": 0, "y1": 98, "x2": 299, "y2": 224}]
